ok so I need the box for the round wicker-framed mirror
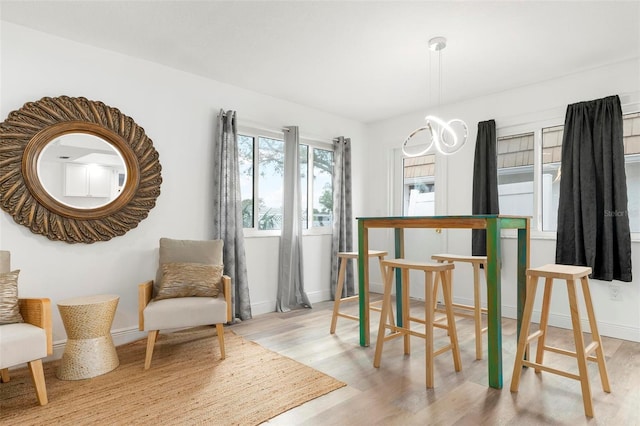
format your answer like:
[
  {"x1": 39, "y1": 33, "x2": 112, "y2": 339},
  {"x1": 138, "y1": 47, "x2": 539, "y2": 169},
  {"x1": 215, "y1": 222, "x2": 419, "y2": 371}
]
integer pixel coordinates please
[{"x1": 0, "y1": 96, "x2": 162, "y2": 243}]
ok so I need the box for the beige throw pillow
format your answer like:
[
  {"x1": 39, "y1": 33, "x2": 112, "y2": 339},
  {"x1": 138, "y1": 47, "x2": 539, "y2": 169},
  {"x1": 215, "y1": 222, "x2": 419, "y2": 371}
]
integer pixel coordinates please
[
  {"x1": 155, "y1": 262, "x2": 223, "y2": 301},
  {"x1": 154, "y1": 238, "x2": 224, "y2": 296},
  {"x1": 0, "y1": 270, "x2": 24, "y2": 324}
]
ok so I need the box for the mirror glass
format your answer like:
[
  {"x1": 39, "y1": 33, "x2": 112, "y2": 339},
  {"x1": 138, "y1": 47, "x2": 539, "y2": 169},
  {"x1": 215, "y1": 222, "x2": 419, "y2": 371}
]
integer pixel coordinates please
[{"x1": 37, "y1": 133, "x2": 127, "y2": 209}]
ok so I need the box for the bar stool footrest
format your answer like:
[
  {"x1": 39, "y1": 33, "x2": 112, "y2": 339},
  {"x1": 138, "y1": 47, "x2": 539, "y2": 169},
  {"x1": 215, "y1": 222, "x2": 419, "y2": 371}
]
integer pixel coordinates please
[
  {"x1": 521, "y1": 360, "x2": 581, "y2": 381},
  {"x1": 336, "y1": 312, "x2": 359, "y2": 322},
  {"x1": 526, "y1": 330, "x2": 544, "y2": 343},
  {"x1": 543, "y1": 344, "x2": 600, "y2": 362},
  {"x1": 337, "y1": 295, "x2": 359, "y2": 303}
]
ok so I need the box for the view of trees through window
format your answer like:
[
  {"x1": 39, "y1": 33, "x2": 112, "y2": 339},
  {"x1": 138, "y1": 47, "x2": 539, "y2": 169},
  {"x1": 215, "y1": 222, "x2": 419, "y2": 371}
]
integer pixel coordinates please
[{"x1": 238, "y1": 133, "x2": 333, "y2": 231}]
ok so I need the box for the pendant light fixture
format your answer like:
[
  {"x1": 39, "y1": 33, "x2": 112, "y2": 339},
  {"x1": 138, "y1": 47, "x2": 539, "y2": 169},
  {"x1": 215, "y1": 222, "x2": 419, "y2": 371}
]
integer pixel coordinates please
[{"x1": 402, "y1": 37, "x2": 468, "y2": 157}]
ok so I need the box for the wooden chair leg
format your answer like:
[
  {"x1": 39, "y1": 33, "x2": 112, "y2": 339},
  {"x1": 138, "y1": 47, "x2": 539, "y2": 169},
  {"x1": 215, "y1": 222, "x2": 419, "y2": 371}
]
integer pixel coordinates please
[
  {"x1": 440, "y1": 270, "x2": 462, "y2": 372},
  {"x1": 144, "y1": 330, "x2": 159, "y2": 370},
  {"x1": 330, "y1": 257, "x2": 348, "y2": 334},
  {"x1": 424, "y1": 270, "x2": 435, "y2": 388},
  {"x1": 27, "y1": 359, "x2": 48, "y2": 405},
  {"x1": 402, "y1": 268, "x2": 411, "y2": 355},
  {"x1": 510, "y1": 274, "x2": 539, "y2": 392},
  {"x1": 374, "y1": 264, "x2": 395, "y2": 368},
  {"x1": 534, "y1": 277, "x2": 554, "y2": 373},
  {"x1": 567, "y1": 279, "x2": 594, "y2": 417},
  {"x1": 377, "y1": 254, "x2": 395, "y2": 328},
  {"x1": 580, "y1": 277, "x2": 611, "y2": 393},
  {"x1": 216, "y1": 323, "x2": 226, "y2": 360},
  {"x1": 432, "y1": 267, "x2": 441, "y2": 312},
  {"x1": 0, "y1": 368, "x2": 9, "y2": 383}
]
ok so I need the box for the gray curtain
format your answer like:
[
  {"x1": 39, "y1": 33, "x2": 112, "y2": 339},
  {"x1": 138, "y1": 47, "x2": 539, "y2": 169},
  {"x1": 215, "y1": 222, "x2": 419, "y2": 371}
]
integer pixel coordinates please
[
  {"x1": 472, "y1": 119, "x2": 499, "y2": 256},
  {"x1": 276, "y1": 126, "x2": 312, "y2": 312},
  {"x1": 330, "y1": 137, "x2": 353, "y2": 299},
  {"x1": 555, "y1": 95, "x2": 632, "y2": 282},
  {"x1": 213, "y1": 110, "x2": 252, "y2": 321}
]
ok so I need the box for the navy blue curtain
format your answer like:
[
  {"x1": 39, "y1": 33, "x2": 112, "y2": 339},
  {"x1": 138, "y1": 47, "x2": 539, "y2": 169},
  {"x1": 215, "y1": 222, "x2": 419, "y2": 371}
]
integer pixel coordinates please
[
  {"x1": 555, "y1": 95, "x2": 632, "y2": 282},
  {"x1": 472, "y1": 120, "x2": 499, "y2": 256}
]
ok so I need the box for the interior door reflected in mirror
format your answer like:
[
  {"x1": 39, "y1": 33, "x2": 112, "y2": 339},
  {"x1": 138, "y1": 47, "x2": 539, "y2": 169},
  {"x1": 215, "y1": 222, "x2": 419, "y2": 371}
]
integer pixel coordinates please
[{"x1": 37, "y1": 133, "x2": 127, "y2": 209}]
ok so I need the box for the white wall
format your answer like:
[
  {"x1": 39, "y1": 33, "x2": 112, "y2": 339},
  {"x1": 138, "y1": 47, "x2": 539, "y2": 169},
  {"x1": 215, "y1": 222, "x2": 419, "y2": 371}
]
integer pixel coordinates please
[
  {"x1": 365, "y1": 58, "x2": 640, "y2": 342},
  {"x1": 0, "y1": 22, "x2": 365, "y2": 355}
]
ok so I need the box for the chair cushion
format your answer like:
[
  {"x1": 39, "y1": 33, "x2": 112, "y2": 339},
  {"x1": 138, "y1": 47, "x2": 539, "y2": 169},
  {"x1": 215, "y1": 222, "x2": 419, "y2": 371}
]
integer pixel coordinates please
[
  {"x1": 0, "y1": 322, "x2": 47, "y2": 368},
  {"x1": 155, "y1": 238, "x2": 224, "y2": 296},
  {"x1": 143, "y1": 296, "x2": 228, "y2": 330},
  {"x1": 155, "y1": 262, "x2": 223, "y2": 300},
  {"x1": 0, "y1": 270, "x2": 24, "y2": 325},
  {"x1": 0, "y1": 251, "x2": 9, "y2": 274}
]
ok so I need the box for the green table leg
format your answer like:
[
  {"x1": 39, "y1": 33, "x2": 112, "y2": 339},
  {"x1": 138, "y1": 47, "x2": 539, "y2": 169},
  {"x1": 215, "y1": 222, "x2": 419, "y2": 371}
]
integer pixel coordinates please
[
  {"x1": 486, "y1": 218, "x2": 503, "y2": 389},
  {"x1": 394, "y1": 228, "x2": 404, "y2": 327},
  {"x1": 517, "y1": 226, "x2": 529, "y2": 340},
  {"x1": 517, "y1": 221, "x2": 530, "y2": 360},
  {"x1": 358, "y1": 220, "x2": 368, "y2": 347}
]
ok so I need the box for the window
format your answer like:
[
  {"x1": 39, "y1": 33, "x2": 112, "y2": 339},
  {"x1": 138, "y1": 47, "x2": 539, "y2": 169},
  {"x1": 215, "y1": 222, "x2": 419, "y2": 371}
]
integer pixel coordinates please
[
  {"x1": 625, "y1": 112, "x2": 640, "y2": 232},
  {"x1": 238, "y1": 131, "x2": 334, "y2": 232},
  {"x1": 497, "y1": 133, "x2": 535, "y2": 218},
  {"x1": 311, "y1": 147, "x2": 334, "y2": 228},
  {"x1": 497, "y1": 112, "x2": 640, "y2": 234},
  {"x1": 238, "y1": 135, "x2": 255, "y2": 228},
  {"x1": 257, "y1": 137, "x2": 285, "y2": 230},
  {"x1": 403, "y1": 154, "x2": 435, "y2": 215},
  {"x1": 541, "y1": 125, "x2": 564, "y2": 231}
]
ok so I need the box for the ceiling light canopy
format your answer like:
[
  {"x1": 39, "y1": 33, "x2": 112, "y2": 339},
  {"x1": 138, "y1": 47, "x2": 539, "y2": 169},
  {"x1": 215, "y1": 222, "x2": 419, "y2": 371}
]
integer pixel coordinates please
[
  {"x1": 428, "y1": 36, "x2": 447, "y2": 52},
  {"x1": 402, "y1": 37, "x2": 468, "y2": 157}
]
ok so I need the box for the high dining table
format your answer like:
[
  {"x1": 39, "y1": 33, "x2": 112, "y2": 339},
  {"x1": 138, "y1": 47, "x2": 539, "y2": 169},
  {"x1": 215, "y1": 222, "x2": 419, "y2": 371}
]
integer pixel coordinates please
[{"x1": 357, "y1": 215, "x2": 530, "y2": 389}]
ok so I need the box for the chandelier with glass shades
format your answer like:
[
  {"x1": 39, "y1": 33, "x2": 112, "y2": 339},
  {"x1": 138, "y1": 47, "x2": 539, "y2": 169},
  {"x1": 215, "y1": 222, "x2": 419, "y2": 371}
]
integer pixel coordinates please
[{"x1": 402, "y1": 37, "x2": 468, "y2": 157}]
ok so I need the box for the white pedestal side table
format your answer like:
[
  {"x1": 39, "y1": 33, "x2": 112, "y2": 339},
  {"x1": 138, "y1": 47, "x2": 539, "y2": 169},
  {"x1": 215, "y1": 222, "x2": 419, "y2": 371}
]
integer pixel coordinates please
[{"x1": 57, "y1": 294, "x2": 120, "y2": 380}]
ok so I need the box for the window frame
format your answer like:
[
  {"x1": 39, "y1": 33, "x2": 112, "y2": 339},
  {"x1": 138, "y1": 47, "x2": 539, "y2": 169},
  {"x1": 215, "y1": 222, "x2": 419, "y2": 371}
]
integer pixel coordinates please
[
  {"x1": 237, "y1": 126, "x2": 334, "y2": 238},
  {"x1": 303, "y1": 141, "x2": 335, "y2": 236}
]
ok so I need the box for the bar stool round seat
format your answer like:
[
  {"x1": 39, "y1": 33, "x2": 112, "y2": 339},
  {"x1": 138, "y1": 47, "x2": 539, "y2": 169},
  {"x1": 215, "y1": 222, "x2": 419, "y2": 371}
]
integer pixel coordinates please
[
  {"x1": 431, "y1": 253, "x2": 488, "y2": 360},
  {"x1": 373, "y1": 258, "x2": 462, "y2": 388},
  {"x1": 510, "y1": 264, "x2": 611, "y2": 418},
  {"x1": 330, "y1": 250, "x2": 391, "y2": 334}
]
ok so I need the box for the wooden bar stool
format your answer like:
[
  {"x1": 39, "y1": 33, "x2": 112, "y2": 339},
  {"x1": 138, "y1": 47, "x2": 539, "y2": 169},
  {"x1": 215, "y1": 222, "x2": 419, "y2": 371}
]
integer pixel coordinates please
[
  {"x1": 510, "y1": 264, "x2": 611, "y2": 418},
  {"x1": 431, "y1": 254, "x2": 488, "y2": 360},
  {"x1": 373, "y1": 258, "x2": 462, "y2": 388},
  {"x1": 330, "y1": 250, "x2": 391, "y2": 334}
]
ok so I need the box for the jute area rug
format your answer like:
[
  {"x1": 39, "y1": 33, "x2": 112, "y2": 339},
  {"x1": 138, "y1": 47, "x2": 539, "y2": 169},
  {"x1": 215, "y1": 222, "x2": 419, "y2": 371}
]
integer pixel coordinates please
[{"x1": 0, "y1": 327, "x2": 345, "y2": 425}]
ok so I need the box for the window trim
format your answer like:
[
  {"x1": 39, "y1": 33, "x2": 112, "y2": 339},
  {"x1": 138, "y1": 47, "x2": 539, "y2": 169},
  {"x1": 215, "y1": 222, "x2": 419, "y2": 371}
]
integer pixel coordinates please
[
  {"x1": 237, "y1": 126, "x2": 334, "y2": 237},
  {"x1": 303, "y1": 138, "x2": 334, "y2": 236}
]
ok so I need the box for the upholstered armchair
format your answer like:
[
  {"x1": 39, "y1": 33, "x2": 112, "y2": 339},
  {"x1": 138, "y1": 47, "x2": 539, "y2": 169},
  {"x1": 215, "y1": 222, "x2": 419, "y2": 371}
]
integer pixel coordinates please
[
  {"x1": 138, "y1": 238, "x2": 232, "y2": 370},
  {"x1": 0, "y1": 251, "x2": 53, "y2": 406}
]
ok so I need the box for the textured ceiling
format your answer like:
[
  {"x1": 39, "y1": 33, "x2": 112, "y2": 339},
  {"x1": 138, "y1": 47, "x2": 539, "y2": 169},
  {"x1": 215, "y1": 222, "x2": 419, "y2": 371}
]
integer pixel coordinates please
[{"x1": 1, "y1": 1, "x2": 639, "y2": 123}]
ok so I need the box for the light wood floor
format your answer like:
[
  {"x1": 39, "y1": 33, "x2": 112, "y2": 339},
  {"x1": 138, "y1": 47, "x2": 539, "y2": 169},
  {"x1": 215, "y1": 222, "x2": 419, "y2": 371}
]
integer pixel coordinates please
[{"x1": 231, "y1": 297, "x2": 640, "y2": 426}]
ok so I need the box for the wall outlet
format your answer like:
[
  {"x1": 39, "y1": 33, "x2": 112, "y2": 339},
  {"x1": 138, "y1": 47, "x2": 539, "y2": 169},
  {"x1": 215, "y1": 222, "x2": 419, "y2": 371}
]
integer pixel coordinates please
[{"x1": 609, "y1": 282, "x2": 622, "y2": 301}]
